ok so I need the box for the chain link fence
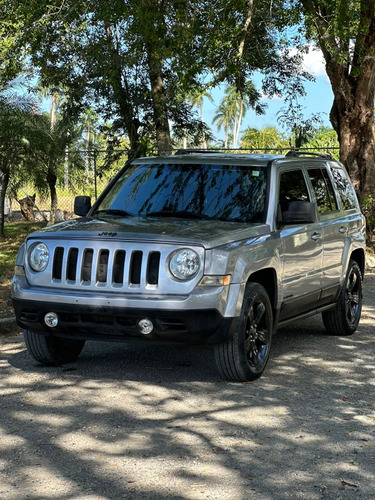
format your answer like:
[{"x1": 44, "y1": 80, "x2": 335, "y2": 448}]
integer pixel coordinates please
[{"x1": 6, "y1": 148, "x2": 130, "y2": 222}]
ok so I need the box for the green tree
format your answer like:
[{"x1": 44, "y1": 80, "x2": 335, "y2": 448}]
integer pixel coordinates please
[
  {"x1": 304, "y1": 126, "x2": 340, "y2": 158},
  {"x1": 189, "y1": 88, "x2": 214, "y2": 148},
  {"x1": 241, "y1": 126, "x2": 288, "y2": 151},
  {"x1": 25, "y1": 113, "x2": 84, "y2": 225},
  {"x1": 0, "y1": 86, "x2": 38, "y2": 235},
  {"x1": 212, "y1": 102, "x2": 235, "y2": 149},
  {"x1": 0, "y1": 1, "x2": 27, "y2": 88},
  {"x1": 277, "y1": 96, "x2": 322, "y2": 149},
  {"x1": 8, "y1": 0, "x2": 309, "y2": 158},
  {"x1": 216, "y1": 83, "x2": 265, "y2": 148}
]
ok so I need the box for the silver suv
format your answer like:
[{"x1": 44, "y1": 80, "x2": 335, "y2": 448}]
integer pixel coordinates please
[{"x1": 12, "y1": 151, "x2": 366, "y2": 381}]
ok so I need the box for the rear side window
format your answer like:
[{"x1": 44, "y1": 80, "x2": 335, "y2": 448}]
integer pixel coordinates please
[
  {"x1": 330, "y1": 167, "x2": 357, "y2": 210},
  {"x1": 308, "y1": 168, "x2": 338, "y2": 213}
]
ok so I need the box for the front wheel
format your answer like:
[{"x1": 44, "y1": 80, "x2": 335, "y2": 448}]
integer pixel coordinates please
[
  {"x1": 322, "y1": 260, "x2": 363, "y2": 336},
  {"x1": 214, "y1": 283, "x2": 273, "y2": 382},
  {"x1": 24, "y1": 330, "x2": 86, "y2": 365}
]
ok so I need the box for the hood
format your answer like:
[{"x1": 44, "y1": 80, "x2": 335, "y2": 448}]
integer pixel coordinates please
[{"x1": 27, "y1": 215, "x2": 270, "y2": 249}]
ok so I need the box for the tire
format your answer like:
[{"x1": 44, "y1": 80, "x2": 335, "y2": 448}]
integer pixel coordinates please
[
  {"x1": 214, "y1": 283, "x2": 273, "y2": 382},
  {"x1": 322, "y1": 260, "x2": 363, "y2": 336},
  {"x1": 24, "y1": 330, "x2": 85, "y2": 365}
]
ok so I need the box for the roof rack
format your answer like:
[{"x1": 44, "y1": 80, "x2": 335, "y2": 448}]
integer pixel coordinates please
[
  {"x1": 285, "y1": 150, "x2": 333, "y2": 160},
  {"x1": 174, "y1": 149, "x2": 222, "y2": 155}
]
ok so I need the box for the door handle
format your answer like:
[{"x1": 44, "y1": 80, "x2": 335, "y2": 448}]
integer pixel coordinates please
[
  {"x1": 311, "y1": 232, "x2": 322, "y2": 241},
  {"x1": 339, "y1": 226, "x2": 348, "y2": 234}
]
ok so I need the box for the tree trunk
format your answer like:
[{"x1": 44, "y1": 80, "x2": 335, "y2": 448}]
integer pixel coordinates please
[
  {"x1": 301, "y1": 0, "x2": 375, "y2": 202},
  {"x1": 146, "y1": 45, "x2": 172, "y2": 156},
  {"x1": 327, "y1": 68, "x2": 375, "y2": 200},
  {"x1": 104, "y1": 23, "x2": 141, "y2": 157},
  {"x1": 0, "y1": 169, "x2": 9, "y2": 237},
  {"x1": 85, "y1": 119, "x2": 91, "y2": 184},
  {"x1": 64, "y1": 144, "x2": 69, "y2": 188},
  {"x1": 18, "y1": 195, "x2": 36, "y2": 222},
  {"x1": 50, "y1": 93, "x2": 57, "y2": 131},
  {"x1": 47, "y1": 169, "x2": 58, "y2": 226}
]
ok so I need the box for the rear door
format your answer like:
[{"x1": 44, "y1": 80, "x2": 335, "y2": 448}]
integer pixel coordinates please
[{"x1": 307, "y1": 166, "x2": 343, "y2": 305}]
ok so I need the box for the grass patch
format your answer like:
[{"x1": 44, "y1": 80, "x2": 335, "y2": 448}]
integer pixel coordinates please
[
  {"x1": 0, "y1": 221, "x2": 47, "y2": 319},
  {"x1": 0, "y1": 221, "x2": 47, "y2": 277}
]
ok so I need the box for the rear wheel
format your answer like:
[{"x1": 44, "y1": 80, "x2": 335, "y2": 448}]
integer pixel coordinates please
[
  {"x1": 322, "y1": 260, "x2": 363, "y2": 336},
  {"x1": 24, "y1": 330, "x2": 85, "y2": 365},
  {"x1": 214, "y1": 283, "x2": 273, "y2": 382}
]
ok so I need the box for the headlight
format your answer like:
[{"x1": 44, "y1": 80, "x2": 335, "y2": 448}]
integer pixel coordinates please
[
  {"x1": 169, "y1": 248, "x2": 200, "y2": 280},
  {"x1": 29, "y1": 242, "x2": 49, "y2": 272}
]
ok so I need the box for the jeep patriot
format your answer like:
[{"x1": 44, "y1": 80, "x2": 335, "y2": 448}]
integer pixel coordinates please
[{"x1": 12, "y1": 151, "x2": 366, "y2": 381}]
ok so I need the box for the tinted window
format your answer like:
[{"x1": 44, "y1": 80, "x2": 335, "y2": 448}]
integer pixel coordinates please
[
  {"x1": 308, "y1": 168, "x2": 338, "y2": 213},
  {"x1": 279, "y1": 169, "x2": 310, "y2": 212},
  {"x1": 95, "y1": 163, "x2": 267, "y2": 223},
  {"x1": 331, "y1": 168, "x2": 357, "y2": 210}
]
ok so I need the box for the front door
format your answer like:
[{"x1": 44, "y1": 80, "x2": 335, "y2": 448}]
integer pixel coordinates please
[{"x1": 277, "y1": 168, "x2": 323, "y2": 321}]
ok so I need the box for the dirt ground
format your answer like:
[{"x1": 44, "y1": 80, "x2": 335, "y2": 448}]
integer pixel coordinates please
[
  {"x1": 0, "y1": 273, "x2": 374, "y2": 500},
  {"x1": 0, "y1": 269, "x2": 14, "y2": 320}
]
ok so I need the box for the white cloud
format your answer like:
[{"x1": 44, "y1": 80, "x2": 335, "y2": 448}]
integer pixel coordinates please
[{"x1": 301, "y1": 45, "x2": 327, "y2": 78}]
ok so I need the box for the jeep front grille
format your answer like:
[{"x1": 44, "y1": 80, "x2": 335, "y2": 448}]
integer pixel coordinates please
[{"x1": 52, "y1": 246, "x2": 161, "y2": 288}]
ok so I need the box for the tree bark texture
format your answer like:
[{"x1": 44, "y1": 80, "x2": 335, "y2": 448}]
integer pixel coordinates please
[
  {"x1": 302, "y1": 0, "x2": 375, "y2": 201},
  {"x1": 141, "y1": 0, "x2": 172, "y2": 156},
  {"x1": 47, "y1": 169, "x2": 57, "y2": 226},
  {"x1": 146, "y1": 46, "x2": 172, "y2": 156}
]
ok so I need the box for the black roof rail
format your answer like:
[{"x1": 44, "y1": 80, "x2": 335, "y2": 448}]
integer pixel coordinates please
[
  {"x1": 285, "y1": 150, "x2": 333, "y2": 160},
  {"x1": 174, "y1": 148, "x2": 223, "y2": 155}
]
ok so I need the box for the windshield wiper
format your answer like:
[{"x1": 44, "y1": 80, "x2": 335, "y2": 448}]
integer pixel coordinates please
[
  {"x1": 145, "y1": 210, "x2": 215, "y2": 220},
  {"x1": 94, "y1": 209, "x2": 134, "y2": 217}
]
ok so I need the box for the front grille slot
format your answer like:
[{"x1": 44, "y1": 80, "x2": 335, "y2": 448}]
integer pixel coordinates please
[
  {"x1": 67, "y1": 248, "x2": 79, "y2": 282},
  {"x1": 81, "y1": 249, "x2": 93, "y2": 283},
  {"x1": 53, "y1": 247, "x2": 64, "y2": 280},
  {"x1": 113, "y1": 250, "x2": 126, "y2": 284},
  {"x1": 147, "y1": 252, "x2": 160, "y2": 285},
  {"x1": 130, "y1": 251, "x2": 143, "y2": 285},
  {"x1": 96, "y1": 250, "x2": 109, "y2": 283}
]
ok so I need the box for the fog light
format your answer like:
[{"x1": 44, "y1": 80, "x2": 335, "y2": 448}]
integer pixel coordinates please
[
  {"x1": 44, "y1": 312, "x2": 58, "y2": 328},
  {"x1": 137, "y1": 318, "x2": 154, "y2": 335}
]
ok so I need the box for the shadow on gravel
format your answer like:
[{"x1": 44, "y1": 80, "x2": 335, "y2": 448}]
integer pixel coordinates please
[
  {"x1": 1, "y1": 277, "x2": 374, "y2": 499},
  {"x1": 1, "y1": 324, "x2": 374, "y2": 499}
]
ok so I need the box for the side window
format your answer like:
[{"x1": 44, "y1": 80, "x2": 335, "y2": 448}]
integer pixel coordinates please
[
  {"x1": 308, "y1": 168, "x2": 338, "y2": 213},
  {"x1": 279, "y1": 169, "x2": 310, "y2": 213},
  {"x1": 330, "y1": 167, "x2": 357, "y2": 210}
]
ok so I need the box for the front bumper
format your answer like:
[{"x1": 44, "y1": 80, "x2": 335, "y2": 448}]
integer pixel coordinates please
[
  {"x1": 12, "y1": 298, "x2": 238, "y2": 344},
  {"x1": 12, "y1": 275, "x2": 241, "y2": 344}
]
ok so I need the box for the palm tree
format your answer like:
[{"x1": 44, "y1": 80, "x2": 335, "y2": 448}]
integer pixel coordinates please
[
  {"x1": 82, "y1": 108, "x2": 99, "y2": 182},
  {"x1": 213, "y1": 82, "x2": 263, "y2": 149},
  {"x1": 27, "y1": 113, "x2": 84, "y2": 225},
  {"x1": 189, "y1": 88, "x2": 214, "y2": 148},
  {"x1": 212, "y1": 102, "x2": 234, "y2": 149},
  {"x1": 241, "y1": 126, "x2": 287, "y2": 152}
]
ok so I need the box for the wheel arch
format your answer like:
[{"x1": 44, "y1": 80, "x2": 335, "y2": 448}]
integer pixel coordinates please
[
  {"x1": 350, "y1": 248, "x2": 365, "y2": 277},
  {"x1": 246, "y1": 268, "x2": 277, "y2": 314}
]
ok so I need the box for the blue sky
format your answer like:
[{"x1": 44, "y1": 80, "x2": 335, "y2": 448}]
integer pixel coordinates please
[{"x1": 204, "y1": 46, "x2": 334, "y2": 140}]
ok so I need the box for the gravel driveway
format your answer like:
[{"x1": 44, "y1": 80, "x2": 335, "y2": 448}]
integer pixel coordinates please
[{"x1": 1, "y1": 273, "x2": 374, "y2": 500}]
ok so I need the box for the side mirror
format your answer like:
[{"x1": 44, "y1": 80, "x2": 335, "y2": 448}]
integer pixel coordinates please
[
  {"x1": 281, "y1": 201, "x2": 316, "y2": 224},
  {"x1": 74, "y1": 196, "x2": 91, "y2": 216}
]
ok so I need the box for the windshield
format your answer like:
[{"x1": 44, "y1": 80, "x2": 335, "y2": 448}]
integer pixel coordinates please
[{"x1": 94, "y1": 163, "x2": 267, "y2": 223}]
